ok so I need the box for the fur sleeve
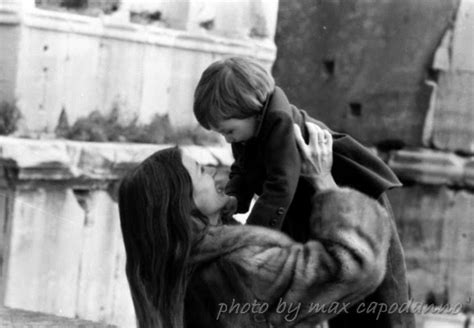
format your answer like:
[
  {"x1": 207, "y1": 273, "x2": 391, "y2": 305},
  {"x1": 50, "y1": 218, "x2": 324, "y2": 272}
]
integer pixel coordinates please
[{"x1": 226, "y1": 188, "x2": 391, "y2": 327}]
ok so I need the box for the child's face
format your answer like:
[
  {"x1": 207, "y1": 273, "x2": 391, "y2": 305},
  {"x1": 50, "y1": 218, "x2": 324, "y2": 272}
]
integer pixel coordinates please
[{"x1": 212, "y1": 117, "x2": 257, "y2": 143}]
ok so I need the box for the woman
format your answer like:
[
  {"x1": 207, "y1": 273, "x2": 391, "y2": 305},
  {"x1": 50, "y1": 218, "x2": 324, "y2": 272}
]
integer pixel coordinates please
[{"x1": 118, "y1": 123, "x2": 392, "y2": 328}]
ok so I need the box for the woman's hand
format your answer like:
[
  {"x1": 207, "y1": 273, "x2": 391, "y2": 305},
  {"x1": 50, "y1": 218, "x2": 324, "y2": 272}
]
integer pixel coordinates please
[
  {"x1": 294, "y1": 122, "x2": 338, "y2": 192},
  {"x1": 220, "y1": 195, "x2": 238, "y2": 224}
]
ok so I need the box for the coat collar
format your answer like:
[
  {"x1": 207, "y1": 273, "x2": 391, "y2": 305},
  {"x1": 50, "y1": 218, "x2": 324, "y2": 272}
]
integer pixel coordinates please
[
  {"x1": 254, "y1": 86, "x2": 289, "y2": 138},
  {"x1": 251, "y1": 85, "x2": 402, "y2": 197}
]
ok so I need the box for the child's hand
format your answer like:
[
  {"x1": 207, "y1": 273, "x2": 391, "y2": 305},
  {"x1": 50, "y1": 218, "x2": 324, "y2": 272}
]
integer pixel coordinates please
[{"x1": 294, "y1": 123, "x2": 337, "y2": 191}]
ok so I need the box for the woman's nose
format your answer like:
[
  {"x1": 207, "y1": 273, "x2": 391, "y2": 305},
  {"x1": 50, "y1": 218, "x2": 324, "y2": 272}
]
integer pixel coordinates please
[{"x1": 203, "y1": 166, "x2": 217, "y2": 177}]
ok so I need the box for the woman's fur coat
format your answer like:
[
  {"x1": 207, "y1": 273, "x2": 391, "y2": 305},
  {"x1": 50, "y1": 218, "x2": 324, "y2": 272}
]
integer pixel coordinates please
[{"x1": 184, "y1": 188, "x2": 391, "y2": 328}]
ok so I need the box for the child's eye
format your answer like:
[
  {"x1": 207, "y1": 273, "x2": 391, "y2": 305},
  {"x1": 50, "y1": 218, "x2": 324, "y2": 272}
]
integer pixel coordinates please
[{"x1": 200, "y1": 166, "x2": 205, "y2": 174}]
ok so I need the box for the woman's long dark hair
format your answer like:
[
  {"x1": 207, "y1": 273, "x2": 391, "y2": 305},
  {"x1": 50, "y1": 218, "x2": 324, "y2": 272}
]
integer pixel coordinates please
[{"x1": 118, "y1": 147, "x2": 199, "y2": 328}]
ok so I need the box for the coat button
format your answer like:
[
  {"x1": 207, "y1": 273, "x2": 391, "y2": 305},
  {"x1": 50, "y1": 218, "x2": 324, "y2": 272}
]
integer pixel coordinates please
[
  {"x1": 269, "y1": 218, "x2": 277, "y2": 226},
  {"x1": 277, "y1": 207, "x2": 284, "y2": 215}
]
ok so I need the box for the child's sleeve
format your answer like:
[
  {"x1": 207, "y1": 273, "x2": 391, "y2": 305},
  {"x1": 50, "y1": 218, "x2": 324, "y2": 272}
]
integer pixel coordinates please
[
  {"x1": 225, "y1": 143, "x2": 255, "y2": 213},
  {"x1": 245, "y1": 112, "x2": 301, "y2": 229}
]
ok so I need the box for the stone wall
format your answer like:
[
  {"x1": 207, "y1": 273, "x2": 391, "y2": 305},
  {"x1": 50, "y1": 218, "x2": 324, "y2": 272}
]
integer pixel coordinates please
[
  {"x1": 274, "y1": 0, "x2": 459, "y2": 147},
  {"x1": 275, "y1": 0, "x2": 473, "y2": 312},
  {"x1": 0, "y1": 0, "x2": 278, "y2": 135}
]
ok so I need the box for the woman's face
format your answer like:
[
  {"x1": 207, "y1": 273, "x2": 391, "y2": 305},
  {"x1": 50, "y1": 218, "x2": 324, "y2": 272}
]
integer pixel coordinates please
[{"x1": 181, "y1": 150, "x2": 230, "y2": 219}]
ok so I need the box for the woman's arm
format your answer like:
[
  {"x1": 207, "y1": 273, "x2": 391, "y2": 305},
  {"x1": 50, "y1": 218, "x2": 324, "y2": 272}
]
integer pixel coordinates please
[
  {"x1": 224, "y1": 187, "x2": 391, "y2": 327},
  {"x1": 226, "y1": 123, "x2": 390, "y2": 326}
]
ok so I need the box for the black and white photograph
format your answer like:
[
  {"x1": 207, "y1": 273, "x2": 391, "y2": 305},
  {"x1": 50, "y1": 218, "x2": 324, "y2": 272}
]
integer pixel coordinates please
[{"x1": 0, "y1": 0, "x2": 472, "y2": 327}]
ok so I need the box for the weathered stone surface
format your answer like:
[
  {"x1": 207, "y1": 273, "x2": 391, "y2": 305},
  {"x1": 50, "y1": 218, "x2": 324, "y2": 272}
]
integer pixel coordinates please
[
  {"x1": 108, "y1": 232, "x2": 136, "y2": 328},
  {"x1": 419, "y1": 313, "x2": 467, "y2": 328},
  {"x1": 388, "y1": 185, "x2": 450, "y2": 255},
  {"x1": 3, "y1": 188, "x2": 84, "y2": 316},
  {"x1": 451, "y1": 0, "x2": 474, "y2": 72},
  {"x1": 1, "y1": 3, "x2": 277, "y2": 134},
  {"x1": 0, "y1": 189, "x2": 11, "y2": 301},
  {"x1": 424, "y1": 0, "x2": 474, "y2": 154},
  {"x1": 0, "y1": 306, "x2": 115, "y2": 327},
  {"x1": 388, "y1": 148, "x2": 474, "y2": 188},
  {"x1": 1, "y1": 187, "x2": 137, "y2": 327},
  {"x1": 430, "y1": 71, "x2": 474, "y2": 154},
  {"x1": 464, "y1": 158, "x2": 474, "y2": 188},
  {"x1": 388, "y1": 149, "x2": 465, "y2": 186},
  {"x1": 0, "y1": 25, "x2": 20, "y2": 105},
  {"x1": 75, "y1": 191, "x2": 133, "y2": 325},
  {"x1": 387, "y1": 186, "x2": 474, "y2": 308},
  {"x1": 432, "y1": 29, "x2": 452, "y2": 72},
  {"x1": 0, "y1": 137, "x2": 233, "y2": 183},
  {"x1": 439, "y1": 191, "x2": 474, "y2": 307},
  {"x1": 274, "y1": 0, "x2": 459, "y2": 147}
]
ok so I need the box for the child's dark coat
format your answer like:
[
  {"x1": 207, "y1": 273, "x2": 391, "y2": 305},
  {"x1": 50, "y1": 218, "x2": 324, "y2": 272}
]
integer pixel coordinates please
[{"x1": 225, "y1": 86, "x2": 415, "y2": 328}]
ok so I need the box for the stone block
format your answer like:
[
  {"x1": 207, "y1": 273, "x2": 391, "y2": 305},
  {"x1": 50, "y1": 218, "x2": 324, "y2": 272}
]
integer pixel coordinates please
[
  {"x1": 464, "y1": 158, "x2": 474, "y2": 188},
  {"x1": 431, "y1": 72, "x2": 474, "y2": 154},
  {"x1": 3, "y1": 187, "x2": 84, "y2": 316},
  {"x1": 0, "y1": 137, "x2": 72, "y2": 179},
  {"x1": 274, "y1": 0, "x2": 459, "y2": 147},
  {"x1": 388, "y1": 186, "x2": 451, "y2": 304},
  {"x1": 0, "y1": 185, "x2": 138, "y2": 326},
  {"x1": 0, "y1": 188, "x2": 12, "y2": 301},
  {"x1": 213, "y1": 0, "x2": 251, "y2": 38},
  {"x1": 387, "y1": 186, "x2": 474, "y2": 308},
  {"x1": 419, "y1": 314, "x2": 466, "y2": 328},
  {"x1": 75, "y1": 191, "x2": 129, "y2": 323},
  {"x1": 451, "y1": 0, "x2": 474, "y2": 72},
  {"x1": 439, "y1": 191, "x2": 474, "y2": 307},
  {"x1": 0, "y1": 24, "x2": 20, "y2": 105},
  {"x1": 0, "y1": 306, "x2": 114, "y2": 327},
  {"x1": 388, "y1": 149, "x2": 464, "y2": 186},
  {"x1": 108, "y1": 235, "x2": 136, "y2": 328},
  {"x1": 7, "y1": 7, "x2": 276, "y2": 135},
  {"x1": 0, "y1": 137, "x2": 232, "y2": 183},
  {"x1": 432, "y1": 29, "x2": 452, "y2": 71},
  {"x1": 407, "y1": 265, "x2": 446, "y2": 305}
]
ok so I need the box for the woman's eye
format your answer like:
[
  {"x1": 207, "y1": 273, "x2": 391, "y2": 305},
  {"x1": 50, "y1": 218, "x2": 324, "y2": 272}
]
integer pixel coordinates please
[{"x1": 201, "y1": 167, "x2": 205, "y2": 174}]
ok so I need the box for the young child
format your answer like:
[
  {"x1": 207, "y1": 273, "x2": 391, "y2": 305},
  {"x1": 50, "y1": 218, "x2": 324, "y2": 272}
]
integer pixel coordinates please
[{"x1": 193, "y1": 56, "x2": 401, "y2": 241}]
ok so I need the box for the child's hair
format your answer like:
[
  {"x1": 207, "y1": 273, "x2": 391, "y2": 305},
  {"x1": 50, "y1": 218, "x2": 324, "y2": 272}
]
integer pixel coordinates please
[{"x1": 193, "y1": 57, "x2": 275, "y2": 129}]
